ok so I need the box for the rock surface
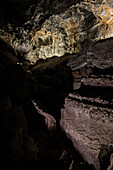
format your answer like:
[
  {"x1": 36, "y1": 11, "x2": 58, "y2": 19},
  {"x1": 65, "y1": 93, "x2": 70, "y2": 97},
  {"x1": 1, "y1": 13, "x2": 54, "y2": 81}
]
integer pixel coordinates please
[
  {"x1": 26, "y1": 0, "x2": 113, "y2": 63},
  {"x1": 0, "y1": 0, "x2": 113, "y2": 169},
  {"x1": 1, "y1": 0, "x2": 113, "y2": 64},
  {"x1": 14, "y1": 0, "x2": 113, "y2": 63},
  {"x1": 60, "y1": 38, "x2": 113, "y2": 170},
  {"x1": 0, "y1": 38, "x2": 94, "y2": 170}
]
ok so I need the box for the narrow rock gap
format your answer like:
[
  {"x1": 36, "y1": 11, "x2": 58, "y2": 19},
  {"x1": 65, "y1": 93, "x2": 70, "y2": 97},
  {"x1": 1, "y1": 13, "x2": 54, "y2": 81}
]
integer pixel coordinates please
[
  {"x1": 74, "y1": 84, "x2": 113, "y2": 106},
  {"x1": 21, "y1": 57, "x2": 95, "y2": 170},
  {"x1": 1, "y1": 1, "x2": 113, "y2": 169}
]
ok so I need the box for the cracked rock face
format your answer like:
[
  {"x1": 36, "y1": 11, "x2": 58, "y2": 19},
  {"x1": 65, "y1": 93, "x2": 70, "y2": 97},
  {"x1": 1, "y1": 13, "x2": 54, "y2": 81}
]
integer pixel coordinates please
[
  {"x1": 60, "y1": 38, "x2": 113, "y2": 170},
  {"x1": 1, "y1": 0, "x2": 113, "y2": 64},
  {"x1": 0, "y1": 0, "x2": 113, "y2": 169},
  {"x1": 13, "y1": 0, "x2": 113, "y2": 63}
]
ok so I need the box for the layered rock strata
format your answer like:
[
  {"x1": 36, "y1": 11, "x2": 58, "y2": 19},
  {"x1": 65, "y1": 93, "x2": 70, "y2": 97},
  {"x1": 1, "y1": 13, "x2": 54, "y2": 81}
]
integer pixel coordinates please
[
  {"x1": 60, "y1": 38, "x2": 113, "y2": 170},
  {"x1": 0, "y1": 0, "x2": 113, "y2": 169},
  {"x1": 0, "y1": 38, "x2": 94, "y2": 169}
]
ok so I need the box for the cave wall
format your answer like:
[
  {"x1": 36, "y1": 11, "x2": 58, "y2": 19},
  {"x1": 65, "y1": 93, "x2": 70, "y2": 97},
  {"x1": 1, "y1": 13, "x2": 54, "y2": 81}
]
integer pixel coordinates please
[
  {"x1": 0, "y1": 0, "x2": 113, "y2": 170},
  {"x1": 60, "y1": 38, "x2": 113, "y2": 170},
  {"x1": 1, "y1": 1, "x2": 113, "y2": 63}
]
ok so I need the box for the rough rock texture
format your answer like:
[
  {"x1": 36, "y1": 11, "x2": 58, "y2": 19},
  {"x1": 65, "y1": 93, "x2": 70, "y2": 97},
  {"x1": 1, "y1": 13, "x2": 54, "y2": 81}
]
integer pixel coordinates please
[
  {"x1": 60, "y1": 38, "x2": 113, "y2": 170},
  {"x1": 32, "y1": 100, "x2": 56, "y2": 131},
  {"x1": 0, "y1": 38, "x2": 95, "y2": 170},
  {"x1": 26, "y1": 0, "x2": 113, "y2": 63},
  {"x1": 0, "y1": 0, "x2": 113, "y2": 169},
  {"x1": 1, "y1": 0, "x2": 113, "y2": 64},
  {"x1": 107, "y1": 154, "x2": 113, "y2": 170},
  {"x1": 13, "y1": 0, "x2": 113, "y2": 63}
]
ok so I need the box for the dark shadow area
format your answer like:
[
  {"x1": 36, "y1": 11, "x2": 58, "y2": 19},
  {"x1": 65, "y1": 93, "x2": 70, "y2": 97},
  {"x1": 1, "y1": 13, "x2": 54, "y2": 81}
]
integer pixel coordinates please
[
  {"x1": 0, "y1": 0, "x2": 81, "y2": 28},
  {"x1": 30, "y1": 59, "x2": 73, "y2": 120},
  {"x1": 89, "y1": 67, "x2": 113, "y2": 77},
  {"x1": 76, "y1": 84, "x2": 113, "y2": 102}
]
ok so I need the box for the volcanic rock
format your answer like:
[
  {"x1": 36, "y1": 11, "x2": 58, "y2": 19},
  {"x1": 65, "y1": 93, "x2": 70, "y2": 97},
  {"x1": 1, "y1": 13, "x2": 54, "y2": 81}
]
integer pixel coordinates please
[
  {"x1": 60, "y1": 38, "x2": 113, "y2": 170},
  {"x1": 0, "y1": 1, "x2": 113, "y2": 169}
]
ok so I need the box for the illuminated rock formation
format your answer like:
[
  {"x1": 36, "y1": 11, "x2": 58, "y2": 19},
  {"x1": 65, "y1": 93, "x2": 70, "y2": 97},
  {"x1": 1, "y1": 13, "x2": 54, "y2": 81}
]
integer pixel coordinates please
[
  {"x1": 14, "y1": 0, "x2": 113, "y2": 63},
  {"x1": 0, "y1": 1, "x2": 113, "y2": 169},
  {"x1": 1, "y1": 1, "x2": 113, "y2": 64}
]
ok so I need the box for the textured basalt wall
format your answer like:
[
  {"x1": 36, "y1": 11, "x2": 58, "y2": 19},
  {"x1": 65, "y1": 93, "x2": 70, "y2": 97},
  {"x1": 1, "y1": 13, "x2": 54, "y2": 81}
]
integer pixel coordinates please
[
  {"x1": 60, "y1": 38, "x2": 113, "y2": 169},
  {"x1": 0, "y1": 0, "x2": 113, "y2": 169}
]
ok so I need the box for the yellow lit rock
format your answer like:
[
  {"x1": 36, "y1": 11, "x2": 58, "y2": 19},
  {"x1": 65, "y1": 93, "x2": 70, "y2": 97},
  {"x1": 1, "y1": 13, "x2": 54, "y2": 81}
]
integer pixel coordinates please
[{"x1": 24, "y1": 1, "x2": 113, "y2": 63}]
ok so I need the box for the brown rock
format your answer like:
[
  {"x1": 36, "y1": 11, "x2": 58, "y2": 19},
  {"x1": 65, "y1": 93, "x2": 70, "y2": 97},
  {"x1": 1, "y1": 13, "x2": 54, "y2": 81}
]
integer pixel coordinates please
[
  {"x1": 0, "y1": 96, "x2": 11, "y2": 112},
  {"x1": 80, "y1": 68, "x2": 86, "y2": 77},
  {"x1": 12, "y1": 105, "x2": 28, "y2": 132},
  {"x1": 72, "y1": 71, "x2": 81, "y2": 79},
  {"x1": 107, "y1": 154, "x2": 113, "y2": 170},
  {"x1": 61, "y1": 36, "x2": 113, "y2": 170},
  {"x1": 1, "y1": 105, "x2": 28, "y2": 132},
  {"x1": 60, "y1": 98, "x2": 113, "y2": 170},
  {"x1": 86, "y1": 68, "x2": 93, "y2": 75}
]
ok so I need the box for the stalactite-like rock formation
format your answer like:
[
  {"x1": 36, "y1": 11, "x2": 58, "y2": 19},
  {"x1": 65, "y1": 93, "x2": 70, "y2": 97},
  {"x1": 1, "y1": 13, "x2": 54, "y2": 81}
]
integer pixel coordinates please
[{"x1": 60, "y1": 38, "x2": 113, "y2": 170}]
